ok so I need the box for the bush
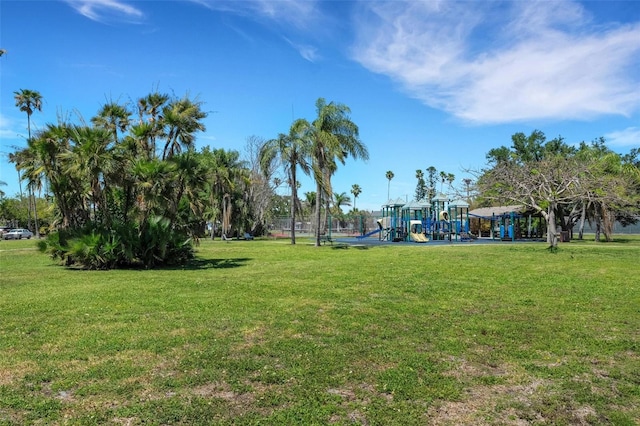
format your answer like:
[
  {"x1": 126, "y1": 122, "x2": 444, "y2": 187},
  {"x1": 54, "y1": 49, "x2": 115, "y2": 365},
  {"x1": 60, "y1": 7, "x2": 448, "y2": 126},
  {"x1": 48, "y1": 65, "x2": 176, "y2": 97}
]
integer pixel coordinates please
[{"x1": 39, "y1": 216, "x2": 194, "y2": 270}]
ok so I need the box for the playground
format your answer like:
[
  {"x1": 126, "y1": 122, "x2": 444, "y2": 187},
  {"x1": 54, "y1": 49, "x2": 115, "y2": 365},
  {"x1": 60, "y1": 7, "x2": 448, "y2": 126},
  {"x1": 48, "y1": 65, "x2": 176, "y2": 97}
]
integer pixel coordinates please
[{"x1": 332, "y1": 194, "x2": 547, "y2": 246}]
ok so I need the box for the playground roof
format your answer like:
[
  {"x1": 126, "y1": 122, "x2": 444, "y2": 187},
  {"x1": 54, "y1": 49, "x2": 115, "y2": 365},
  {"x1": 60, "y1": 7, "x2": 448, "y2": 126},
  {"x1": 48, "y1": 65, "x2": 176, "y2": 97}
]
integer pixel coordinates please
[
  {"x1": 383, "y1": 198, "x2": 407, "y2": 207},
  {"x1": 449, "y1": 199, "x2": 470, "y2": 208},
  {"x1": 402, "y1": 200, "x2": 428, "y2": 209},
  {"x1": 469, "y1": 205, "x2": 526, "y2": 218}
]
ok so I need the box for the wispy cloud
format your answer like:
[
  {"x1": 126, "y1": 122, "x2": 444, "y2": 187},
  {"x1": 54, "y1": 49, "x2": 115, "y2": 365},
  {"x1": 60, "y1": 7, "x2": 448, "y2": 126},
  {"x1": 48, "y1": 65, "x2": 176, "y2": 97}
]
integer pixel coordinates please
[
  {"x1": 284, "y1": 37, "x2": 320, "y2": 63},
  {"x1": 351, "y1": 1, "x2": 640, "y2": 124},
  {"x1": 605, "y1": 127, "x2": 640, "y2": 147},
  {"x1": 190, "y1": 0, "x2": 319, "y2": 31},
  {"x1": 190, "y1": 0, "x2": 323, "y2": 62},
  {"x1": 64, "y1": 0, "x2": 144, "y2": 23}
]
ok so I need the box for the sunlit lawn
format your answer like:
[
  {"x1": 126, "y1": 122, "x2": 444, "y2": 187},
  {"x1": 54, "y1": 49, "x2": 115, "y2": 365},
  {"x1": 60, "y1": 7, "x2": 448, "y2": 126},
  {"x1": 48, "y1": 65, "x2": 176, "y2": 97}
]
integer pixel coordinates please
[{"x1": 1, "y1": 236, "x2": 638, "y2": 425}]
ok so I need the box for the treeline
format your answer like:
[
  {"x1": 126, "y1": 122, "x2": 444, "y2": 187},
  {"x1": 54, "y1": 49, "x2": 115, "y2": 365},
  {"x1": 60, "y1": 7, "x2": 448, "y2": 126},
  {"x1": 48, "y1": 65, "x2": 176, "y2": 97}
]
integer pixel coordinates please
[
  {"x1": 6, "y1": 92, "x2": 370, "y2": 268},
  {"x1": 476, "y1": 131, "x2": 640, "y2": 246},
  {"x1": 8, "y1": 91, "x2": 276, "y2": 268}
]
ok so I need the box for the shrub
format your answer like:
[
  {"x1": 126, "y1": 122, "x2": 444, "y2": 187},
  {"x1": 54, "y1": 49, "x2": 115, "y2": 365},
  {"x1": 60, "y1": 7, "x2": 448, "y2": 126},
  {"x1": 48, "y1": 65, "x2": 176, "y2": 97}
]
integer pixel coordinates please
[{"x1": 39, "y1": 216, "x2": 194, "y2": 270}]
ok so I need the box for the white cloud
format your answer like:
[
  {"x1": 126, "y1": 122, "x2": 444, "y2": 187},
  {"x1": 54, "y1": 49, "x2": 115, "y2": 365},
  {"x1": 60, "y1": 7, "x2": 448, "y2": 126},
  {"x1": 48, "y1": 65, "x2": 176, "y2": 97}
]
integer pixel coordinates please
[
  {"x1": 284, "y1": 38, "x2": 320, "y2": 62},
  {"x1": 190, "y1": 0, "x2": 319, "y2": 31},
  {"x1": 64, "y1": 0, "x2": 144, "y2": 23},
  {"x1": 190, "y1": 0, "x2": 323, "y2": 61},
  {"x1": 351, "y1": 1, "x2": 640, "y2": 124},
  {"x1": 605, "y1": 127, "x2": 640, "y2": 147}
]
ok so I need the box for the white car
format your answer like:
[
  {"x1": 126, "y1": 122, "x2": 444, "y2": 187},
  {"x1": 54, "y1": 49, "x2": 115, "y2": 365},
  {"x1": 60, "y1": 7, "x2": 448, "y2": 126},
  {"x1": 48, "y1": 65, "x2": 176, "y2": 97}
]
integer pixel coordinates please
[{"x1": 3, "y1": 229, "x2": 34, "y2": 240}]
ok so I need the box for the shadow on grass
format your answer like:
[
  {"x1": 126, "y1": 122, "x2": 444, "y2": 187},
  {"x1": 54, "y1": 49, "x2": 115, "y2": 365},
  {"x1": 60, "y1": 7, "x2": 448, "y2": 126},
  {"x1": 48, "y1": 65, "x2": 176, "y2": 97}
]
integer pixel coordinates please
[
  {"x1": 180, "y1": 257, "x2": 252, "y2": 270},
  {"x1": 333, "y1": 244, "x2": 369, "y2": 250}
]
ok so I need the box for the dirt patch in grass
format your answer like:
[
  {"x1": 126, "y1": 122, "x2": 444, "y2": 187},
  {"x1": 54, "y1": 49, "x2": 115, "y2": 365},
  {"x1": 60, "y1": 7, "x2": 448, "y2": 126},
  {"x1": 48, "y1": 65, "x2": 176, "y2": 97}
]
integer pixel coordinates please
[
  {"x1": 191, "y1": 381, "x2": 255, "y2": 405},
  {"x1": 0, "y1": 361, "x2": 37, "y2": 386},
  {"x1": 432, "y1": 357, "x2": 609, "y2": 425},
  {"x1": 427, "y1": 379, "x2": 547, "y2": 425}
]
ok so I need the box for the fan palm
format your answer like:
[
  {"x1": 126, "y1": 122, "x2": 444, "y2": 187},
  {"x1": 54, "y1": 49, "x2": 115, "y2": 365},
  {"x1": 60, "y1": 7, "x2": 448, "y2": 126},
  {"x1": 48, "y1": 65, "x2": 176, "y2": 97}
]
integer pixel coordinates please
[
  {"x1": 161, "y1": 97, "x2": 206, "y2": 160},
  {"x1": 260, "y1": 119, "x2": 311, "y2": 244},
  {"x1": 91, "y1": 101, "x2": 131, "y2": 144},
  {"x1": 137, "y1": 92, "x2": 169, "y2": 157},
  {"x1": 385, "y1": 170, "x2": 394, "y2": 201},
  {"x1": 350, "y1": 184, "x2": 362, "y2": 211},
  {"x1": 14, "y1": 89, "x2": 43, "y2": 234}
]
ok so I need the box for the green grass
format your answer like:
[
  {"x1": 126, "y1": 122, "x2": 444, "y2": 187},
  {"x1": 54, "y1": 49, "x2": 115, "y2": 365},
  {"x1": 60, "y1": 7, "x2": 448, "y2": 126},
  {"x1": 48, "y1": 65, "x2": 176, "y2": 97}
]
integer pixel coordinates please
[{"x1": 1, "y1": 237, "x2": 639, "y2": 425}]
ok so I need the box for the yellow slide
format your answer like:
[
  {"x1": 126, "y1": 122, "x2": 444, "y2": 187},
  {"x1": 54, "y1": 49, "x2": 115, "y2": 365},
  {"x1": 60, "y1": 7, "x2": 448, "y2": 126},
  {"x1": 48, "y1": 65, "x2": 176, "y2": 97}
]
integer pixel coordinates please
[{"x1": 410, "y1": 232, "x2": 429, "y2": 243}]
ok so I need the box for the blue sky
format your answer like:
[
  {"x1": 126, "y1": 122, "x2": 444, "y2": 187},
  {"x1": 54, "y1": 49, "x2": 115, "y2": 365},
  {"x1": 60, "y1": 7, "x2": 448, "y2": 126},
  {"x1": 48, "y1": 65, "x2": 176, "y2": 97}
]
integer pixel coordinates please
[{"x1": 1, "y1": 0, "x2": 639, "y2": 211}]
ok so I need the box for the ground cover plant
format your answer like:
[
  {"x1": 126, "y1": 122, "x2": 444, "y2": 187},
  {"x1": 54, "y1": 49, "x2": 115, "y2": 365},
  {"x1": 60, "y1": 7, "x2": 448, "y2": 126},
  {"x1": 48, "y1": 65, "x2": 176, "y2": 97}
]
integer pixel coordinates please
[{"x1": 1, "y1": 237, "x2": 638, "y2": 425}]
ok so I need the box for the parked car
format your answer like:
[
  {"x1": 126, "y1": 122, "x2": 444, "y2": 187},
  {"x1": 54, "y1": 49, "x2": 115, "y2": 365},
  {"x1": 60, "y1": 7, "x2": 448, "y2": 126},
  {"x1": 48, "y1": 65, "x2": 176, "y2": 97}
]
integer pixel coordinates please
[
  {"x1": 0, "y1": 226, "x2": 11, "y2": 237},
  {"x1": 3, "y1": 229, "x2": 33, "y2": 240}
]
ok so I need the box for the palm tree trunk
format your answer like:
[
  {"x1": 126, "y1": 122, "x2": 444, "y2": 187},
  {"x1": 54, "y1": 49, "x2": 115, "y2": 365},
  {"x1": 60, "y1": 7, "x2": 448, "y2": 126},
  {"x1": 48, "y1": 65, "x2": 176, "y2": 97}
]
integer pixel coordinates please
[
  {"x1": 290, "y1": 169, "x2": 297, "y2": 245},
  {"x1": 32, "y1": 189, "x2": 40, "y2": 238},
  {"x1": 315, "y1": 181, "x2": 322, "y2": 246},
  {"x1": 27, "y1": 186, "x2": 33, "y2": 231}
]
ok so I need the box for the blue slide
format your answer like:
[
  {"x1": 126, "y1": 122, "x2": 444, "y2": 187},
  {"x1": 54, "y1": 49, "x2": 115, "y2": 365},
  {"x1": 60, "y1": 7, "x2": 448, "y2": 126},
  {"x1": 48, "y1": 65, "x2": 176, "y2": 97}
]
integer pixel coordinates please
[{"x1": 357, "y1": 228, "x2": 381, "y2": 239}]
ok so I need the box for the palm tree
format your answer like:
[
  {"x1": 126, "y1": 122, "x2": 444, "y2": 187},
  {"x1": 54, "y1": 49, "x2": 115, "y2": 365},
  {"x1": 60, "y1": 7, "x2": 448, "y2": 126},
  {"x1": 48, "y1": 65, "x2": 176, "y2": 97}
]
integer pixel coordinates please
[
  {"x1": 63, "y1": 125, "x2": 115, "y2": 223},
  {"x1": 167, "y1": 151, "x2": 207, "y2": 227},
  {"x1": 332, "y1": 192, "x2": 352, "y2": 215},
  {"x1": 385, "y1": 170, "x2": 394, "y2": 201},
  {"x1": 137, "y1": 92, "x2": 169, "y2": 158},
  {"x1": 14, "y1": 89, "x2": 43, "y2": 235},
  {"x1": 34, "y1": 123, "x2": 82, "y2": 229},
  {"x1": 259, "y1": 119, "x2": 311, "y2": 244},
  {"x1": 92, "y1": 101, "x2": 131, "y2": 144},
  {"x1": 304, "y1": 191, "x2": 317, "y2": 220},
  {"x1": 161, "y1": 96, "x2": 207, "y2": 160},
  {"x1": 439, "y1": 171, "x2": 447, "y2": 192},
  {"x1": 202, "y1": 148, "x2": 247, "y2": 239},
  {"x1": 350, "y1": 184, "x2": 362, "y2": 211},
  {"x1": 14, "y1": 142, "x2": 44, "y2": 237},
  {"x1": 304, "y1": 98, "x2": 369, "y2": 246},
  {"x1": 446, "y1": 173, "x2": 455, "y2": 192}
]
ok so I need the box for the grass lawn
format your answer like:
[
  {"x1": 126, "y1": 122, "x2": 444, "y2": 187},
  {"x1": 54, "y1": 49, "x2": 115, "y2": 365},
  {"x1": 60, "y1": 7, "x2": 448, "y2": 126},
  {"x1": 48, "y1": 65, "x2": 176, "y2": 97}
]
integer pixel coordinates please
[{"x1": 1, "y1": 237, "x2": 638, "y2": 425}]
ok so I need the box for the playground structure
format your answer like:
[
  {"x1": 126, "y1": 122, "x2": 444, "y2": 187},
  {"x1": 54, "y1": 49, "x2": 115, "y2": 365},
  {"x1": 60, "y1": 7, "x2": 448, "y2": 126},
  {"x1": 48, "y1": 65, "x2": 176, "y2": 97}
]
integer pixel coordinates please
[
  {"x1": 467, "y1": 206, "x2": 545, "y2": 241},
  {"x1": 355, "y1": 196, "x2": 547, "y2": 244},
  {"x1": 362, "y1": 193, "x2": 472, "y2": 243}
]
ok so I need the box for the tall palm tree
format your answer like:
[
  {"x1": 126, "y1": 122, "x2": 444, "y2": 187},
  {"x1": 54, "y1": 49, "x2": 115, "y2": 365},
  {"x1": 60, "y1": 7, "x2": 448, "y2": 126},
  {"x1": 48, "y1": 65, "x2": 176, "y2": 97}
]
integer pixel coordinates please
[
  {"x1": 385, "y1": 170, "x2": 394, "y2": 201},
  {"x1": 14, "y1": 141, "x2": 45, "y2": 237},
  {"x1": 303, "y1": 98, "x2": 369, "y2": 246},
  {"x1": 332, "y1": 192, "x2": 352, "y2": 215},
  {"x1": 304, "y1": 191, "x2": 317, "y2": 220},
  {"x1": 350, "y1": 184, "x2": 362, "y2": 211},
  {"x1": 14, "y1": 89, "x2": 43, "y2": 235},
  {"x1": 92, "y1": 101, "x2": 131, "y2": 144},
  {"x1": 446, "y1": 173, "x2": 455, "y2": 193},
  {"x1": 439, "y1": 171, "x2": 447, "y2": 193},
  {"x1": 64, "y1": 125, "x2": 115, "y2": 222},
  {"x1": 33, "y1": 123, "x2": 81, "y2": 229},
  {"x1": 259, "y1": 119, "x2": 311, "y2": 244},
  {"x1": 161, "y1": 97, "x2": 207, "y2": 160},
  {"x1": 137, "y1": 92, "x2": 169, "y2": 158},
  {"x1": 203, "y1": 148, "x2": 247, "y2": 239}
]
